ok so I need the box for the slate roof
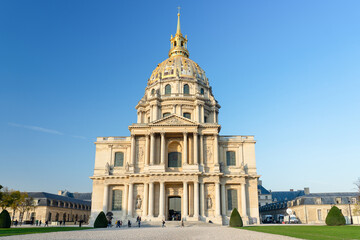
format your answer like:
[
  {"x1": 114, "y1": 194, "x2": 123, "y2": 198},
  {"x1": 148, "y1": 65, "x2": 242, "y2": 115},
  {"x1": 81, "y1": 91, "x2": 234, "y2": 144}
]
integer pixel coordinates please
[
  {"x1": 27, "y1": 192, "x2": 91, "y2": 207},
  {"x1": 258, "y1": 185, "x2": 271, "y2": 194},
  {"x1": 298, "y1": 192, "x2": 358, "y2": 205},
  {"x1": 271, "y1": 190, "x2": 305, "y2": 202}
]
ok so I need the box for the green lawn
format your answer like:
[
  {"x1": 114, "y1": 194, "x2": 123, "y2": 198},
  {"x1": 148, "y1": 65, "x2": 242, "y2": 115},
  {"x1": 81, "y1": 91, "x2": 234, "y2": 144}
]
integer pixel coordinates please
[
  {"x1": 0, "y1": 227, "x2": 93, "y2": 237},
  {"x1": 242, "y1": 225, "x2": 360, "y2": 240}
]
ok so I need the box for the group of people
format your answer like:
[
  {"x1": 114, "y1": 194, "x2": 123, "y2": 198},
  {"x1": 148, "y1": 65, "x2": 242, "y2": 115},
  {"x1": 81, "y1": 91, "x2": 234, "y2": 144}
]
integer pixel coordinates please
[{"x1": 13, "y1": 220, "x2": 48, "y2": 227}]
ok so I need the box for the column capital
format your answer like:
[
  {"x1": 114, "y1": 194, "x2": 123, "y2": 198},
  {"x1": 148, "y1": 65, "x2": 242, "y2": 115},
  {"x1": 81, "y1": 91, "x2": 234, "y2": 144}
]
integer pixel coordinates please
[
  {"x1": 183, "y1": 132, "x2": 188, "y2": 136},
  {"x1": 193, "y1": 132, "x2": 198, "y2": 136},
  {"x1": 160, "y1": 132, "x2": 165, "y2": 136},
  {"x1": 131, "y1": 134, "x2": 136, "y2": 137},
  {"x1": 150, "y1": 132, "x2": 156, "y2": 136}
]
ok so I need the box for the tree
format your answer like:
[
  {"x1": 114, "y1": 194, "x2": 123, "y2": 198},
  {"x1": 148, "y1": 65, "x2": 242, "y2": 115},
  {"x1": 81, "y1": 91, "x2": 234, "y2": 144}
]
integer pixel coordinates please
[
  {"x1": 325, "y1": 206, "x2": 346, "y2": 226},
  {"x1": 94, "y1": 211, "x2": 108, "y2": 228},
  {"x1": 354, "y1": 178, "x2": 360, "y2": 216},
  {"x1": 18, "y1": 193, "x2": 35, "y2": 223},
  {"x1": 0, "y1": 209, "x2": 11, "y2": 228},
  {"x1": 8, "y1": 191, "x2": 22, "y2": 221},
  {"x1": 229, "y1": 208, "x2": 243, "y2": 227}
]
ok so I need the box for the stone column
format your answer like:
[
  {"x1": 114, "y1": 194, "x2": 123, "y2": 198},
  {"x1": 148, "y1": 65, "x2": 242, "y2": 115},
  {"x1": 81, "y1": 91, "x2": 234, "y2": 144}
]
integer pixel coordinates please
[
  {"x1": 179, "y1": 105, "x2": 182, "y2": 116},
  {"x1": 200, "y1": 182, "x2": 205, "y2": 217},
  {"x1": 123, "y1": 184, "x2": 128, "y2": 218},
  {"x1": 195, "y1": 104, "x2": 200, "y2": 122},
  {"x1": 241, "y1": 183, "x2": 247, "y2": 218},
  {"x1": 221, "y1": 183, "x2": 226, "y2": 216},
  {"x1": 194, "y1": 133, "x2": 198, "y2": 164},
  {"x1": 150, "y1": 133, "x2": 155, "y2": 165},
  {"x1": 200, "y1": 134, "x2": 204, "y2": 165},
  {"x1": 128, "y1": 183, "x2": 134, "y2": 217},
  {"x1": 159, "y1": 181, "x2": 165, "y2": 219},
  {"x1": 131, "y1": 135, "x2": 136, "y2": 165},
  {"x1": 137, "y1": 111, "x2": 141, "y2": 123},
  {"x1": 215, "y1": 182, "x2": 221, "y2": 217},
  {"x1": 143, "y1": 183, "x2": 148, "y2": 217},
  {"x1": 201, "y1": 105, "x2": 205, "y2": 123},
  {"x1": 145, "y1": 134, "x2": 149, "y2": 166},
  {"x1": 160, "y1": 132, "x2": 165, "y2": 165},
  {"x1": 102, "y1": 184, "x2": 109, "y2": 213},
  {"x1": 214, "y1": 134, "x2": 219, "y2": 165},
  {"x1": 194, "y1": 181, "x2": 199, "y2": 219},
  {"x1": 213, "y1": 109, "x2": 217, "y2": 123},
  {"x1": 183, "y1": 181, "x2": 188, "y2": 218},
  {"x1": 183, "y1": 132, "x2": 188, "y2": 165},
  {"x1": 148, "y1": 182, "x2": 154, "y2": 217}
]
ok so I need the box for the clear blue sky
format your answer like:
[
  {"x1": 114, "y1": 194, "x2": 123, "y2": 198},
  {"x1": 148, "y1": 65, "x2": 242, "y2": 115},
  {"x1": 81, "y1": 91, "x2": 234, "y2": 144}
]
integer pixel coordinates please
[{"x1": 1, "y1": 0, "x2": 359, "y2": 194}]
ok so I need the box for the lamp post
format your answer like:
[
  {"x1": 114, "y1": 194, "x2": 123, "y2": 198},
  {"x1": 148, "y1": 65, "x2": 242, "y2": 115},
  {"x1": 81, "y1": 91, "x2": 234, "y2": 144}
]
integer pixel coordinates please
[{"x1": 348, "y1": 200, "x2": 353, "y2": 225}]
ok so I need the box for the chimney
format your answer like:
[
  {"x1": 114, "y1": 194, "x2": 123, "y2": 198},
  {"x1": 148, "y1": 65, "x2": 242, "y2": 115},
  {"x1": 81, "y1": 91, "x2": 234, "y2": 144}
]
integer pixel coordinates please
[
  {"x1": 290, "y1": 189, "x2": 294, "y2": 192},
  {"x1": 58, "y1": 190, "x2": 62, "y2": 195},
  {"x1": 304, "y1": 187, "x2": 310, "y2": 195},
  {"x1": 258, "y1": 180, "x2": 262, "y2": 186}
]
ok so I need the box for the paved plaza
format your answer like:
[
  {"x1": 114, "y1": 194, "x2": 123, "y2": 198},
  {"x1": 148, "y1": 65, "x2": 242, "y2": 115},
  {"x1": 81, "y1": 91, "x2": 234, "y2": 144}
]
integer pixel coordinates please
[{"x1": 1, "y1": 225, "x2": 299, "y2": 240}]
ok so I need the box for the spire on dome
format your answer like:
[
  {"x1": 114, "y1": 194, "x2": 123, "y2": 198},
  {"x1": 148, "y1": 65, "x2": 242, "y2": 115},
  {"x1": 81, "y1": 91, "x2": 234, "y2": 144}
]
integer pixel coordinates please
[
  {"x1": 176, "y1": 7, "x2": 181, "y2": 35},
  {"x1": 169, "y1": 8, "x2": 189, "y2": 58}
]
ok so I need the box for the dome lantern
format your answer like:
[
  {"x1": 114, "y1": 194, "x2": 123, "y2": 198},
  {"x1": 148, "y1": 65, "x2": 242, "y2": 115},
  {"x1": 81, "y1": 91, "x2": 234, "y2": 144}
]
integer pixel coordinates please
[{"x1": 169, "y1": 11, "x2": 189, "y2": 58}]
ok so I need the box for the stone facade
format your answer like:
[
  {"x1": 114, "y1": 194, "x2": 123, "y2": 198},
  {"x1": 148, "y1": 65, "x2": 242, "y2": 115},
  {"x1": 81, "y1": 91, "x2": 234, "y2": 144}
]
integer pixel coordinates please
[
  {"x1": 259, "y1": 192, "x2": 359, "y2": 224},
  {"x1": 8, "y1": 192, "x2": 91, "y2": 224},
  {"x1": 90, "y1": 12, "x2": 260, "y2": 225}
]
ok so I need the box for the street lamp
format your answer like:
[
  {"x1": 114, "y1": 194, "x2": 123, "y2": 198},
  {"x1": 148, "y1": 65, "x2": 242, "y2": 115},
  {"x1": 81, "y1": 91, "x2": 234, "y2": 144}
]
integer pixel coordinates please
[{"x1": 348, "y1": 200, "x2": 353, "y2": 225}]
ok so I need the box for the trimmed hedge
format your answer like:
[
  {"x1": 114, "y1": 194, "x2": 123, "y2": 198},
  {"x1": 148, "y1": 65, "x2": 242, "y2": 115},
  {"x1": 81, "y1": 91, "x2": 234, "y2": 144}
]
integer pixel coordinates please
[
  {"x1": 325, "y1": 206, "x2": 346, "y2": 226},
  {"x1": 229, "y1": 208, "x2": 243, "y2": 227},
  {"x1": 94, "y1": 211, "x2": 108, "y2": 228},
  {"x1": 0, "y1": 210, "x2": 11, "y2": 228}
]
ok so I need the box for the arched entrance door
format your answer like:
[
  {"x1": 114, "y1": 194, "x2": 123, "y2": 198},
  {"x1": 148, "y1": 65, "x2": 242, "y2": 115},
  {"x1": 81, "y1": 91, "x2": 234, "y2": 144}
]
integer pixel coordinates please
[{"x1": 168, "y1": 196, "x2": 181, "y2": 221}]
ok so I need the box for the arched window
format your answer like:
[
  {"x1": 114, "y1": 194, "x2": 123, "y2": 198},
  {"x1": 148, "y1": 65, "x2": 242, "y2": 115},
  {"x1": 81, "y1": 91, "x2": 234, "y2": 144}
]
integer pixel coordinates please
[
  {"x1": 163, "y1": 112, "x2": 171, "y2": 118},
  {"x1": 226, "y1": 151, "x2": 236, "y2": 166},
  {"x1": 114, "y1": 152, "x2": 124, "y2": 167},
  {"x1": 183, "y1": 112, "x2": 191, "y2": 119},
  {"x1": 168, "y1": 142, "x2": 182, "y2": 167},
  {"x1": 151, "y1": 89, "x2": 155, "y2": 96},
  {"x1": 200, "y1": 88, "x2": 204, "y2": 95},
  {"x1": 165, "y1": 84, "x2": 171, "y2": 95},
  {"x1": 183, "y1": 84, "x2": 189, "y2": 94}
]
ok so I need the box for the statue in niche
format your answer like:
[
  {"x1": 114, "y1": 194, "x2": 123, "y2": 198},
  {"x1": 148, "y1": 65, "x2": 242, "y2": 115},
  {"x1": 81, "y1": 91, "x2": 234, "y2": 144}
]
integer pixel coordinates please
[
  {"x1": 207, "y1": 195, "x2": 212, "y2": 209},
  {"x1": 125, "y1": 162, "x2": 130, "y2": 171},
  {"x1": 136, "y1": 195, "x2": 142, "y2": 209},
  {"x1": 104, "y1": 162, "x2": 110, "y2": 175},
  {"x1": 206, "y1": 146, "x2": 212, "y2": 163}
]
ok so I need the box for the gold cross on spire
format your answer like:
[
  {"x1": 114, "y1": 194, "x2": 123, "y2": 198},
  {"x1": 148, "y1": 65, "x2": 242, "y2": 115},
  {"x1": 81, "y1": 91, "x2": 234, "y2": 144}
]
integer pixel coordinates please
[{"x1": 177, "y1": 6, "x2": 181, "y2": 14}]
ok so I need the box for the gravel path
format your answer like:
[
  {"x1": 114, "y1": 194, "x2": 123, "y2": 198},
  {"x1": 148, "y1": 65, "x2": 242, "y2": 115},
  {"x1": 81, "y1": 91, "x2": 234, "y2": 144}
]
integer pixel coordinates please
[{"x1": 1, "y1": 226, "x2": 300, "y2": 240}]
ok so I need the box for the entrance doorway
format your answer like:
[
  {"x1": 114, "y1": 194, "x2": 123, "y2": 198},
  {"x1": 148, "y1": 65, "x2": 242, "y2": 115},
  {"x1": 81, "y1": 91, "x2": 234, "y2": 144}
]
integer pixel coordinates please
[{"x1": 168, "y1": 196, "x2": 181, "y2": 221}]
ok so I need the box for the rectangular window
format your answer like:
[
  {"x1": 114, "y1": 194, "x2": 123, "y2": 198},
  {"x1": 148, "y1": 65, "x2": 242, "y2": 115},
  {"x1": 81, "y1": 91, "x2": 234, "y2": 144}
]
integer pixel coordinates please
[
  {"x1": 317, "y1": 209, "x2": 322, "y2": 221},
  {"x1": 226, "y1": 151, "x2": 236, "y2": 166},
  {"x1": 114, "y1": 152, "x2": 124, "y2": 167},
  {"x1": 227, "y1": 189, "x2": 238, "y2": 211},
  {"x1": 183, "y1": 113, "x2": 191, "y2": 119},
  {"x1": 112, "y1": 190, "x2": 122, "y2": 211}
]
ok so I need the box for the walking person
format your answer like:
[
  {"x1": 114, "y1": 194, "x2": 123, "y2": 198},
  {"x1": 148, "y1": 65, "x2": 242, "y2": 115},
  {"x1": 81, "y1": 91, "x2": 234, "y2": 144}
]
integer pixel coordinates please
[
  {"x1": 138, "y1": 218, "x2": 141, "y2": 228},
  {"x1": 162, "y1": 219, "x2": 166, "y2": 228},
  {"x1": 128, "y1": 220, "x2": 131, "y2": 227},
  {"x1": 45, "y1": 220, "x2": 49, "y2": 227},
  {"x1": 181, "y1": 219, "x2": 184, "y2": 227},
  {"x1": 39, "y1": 220, "x2": 42, "y2": 226}
]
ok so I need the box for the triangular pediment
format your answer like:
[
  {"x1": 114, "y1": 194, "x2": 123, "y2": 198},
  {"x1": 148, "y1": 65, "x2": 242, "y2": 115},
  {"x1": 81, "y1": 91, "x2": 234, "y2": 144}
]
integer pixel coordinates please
[{"x1": 150, "y1": 114, "x2": 198, "y2": 126}]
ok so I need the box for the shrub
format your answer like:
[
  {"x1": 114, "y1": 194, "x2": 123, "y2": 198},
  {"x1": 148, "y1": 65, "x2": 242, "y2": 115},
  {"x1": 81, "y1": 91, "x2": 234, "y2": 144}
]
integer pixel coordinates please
[
  {"x1": 0, "y1": 209, "x2": 11, "y2": 228},
  {"x1": 94, "y1": 211, "x2": 108, "y2": 228},
  {"x1": 229, "y1": 208, "x2": 243, "y2": 227},
  {"x1": 325, "y1": 206, "x2": 346, "y2": 226}
]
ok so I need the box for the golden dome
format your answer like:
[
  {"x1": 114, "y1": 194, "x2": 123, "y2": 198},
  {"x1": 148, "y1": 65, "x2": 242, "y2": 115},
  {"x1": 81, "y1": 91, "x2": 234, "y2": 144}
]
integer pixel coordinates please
[
  {"x1": 148, "y1": 12, "x2": 207, "y2": 86},
  {"x1": 148, "y1": 55, "x2": 207, "y2": 85}
]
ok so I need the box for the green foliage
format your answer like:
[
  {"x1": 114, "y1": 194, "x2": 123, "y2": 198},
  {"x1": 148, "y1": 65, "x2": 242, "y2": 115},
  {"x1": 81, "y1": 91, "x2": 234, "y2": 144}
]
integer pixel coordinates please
[
  {"x1": 229, "y1": 208, "x2": 243, "y2": 227},
  {"x1": 0, "y1": 209, "x2": 11, "y2": 228},
  {"x1": 325, "y1": 206, "x2": 346, "y2": 226},
  {"x1": 94, "y1": 211, "x2": 108, "y2": 228}
]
